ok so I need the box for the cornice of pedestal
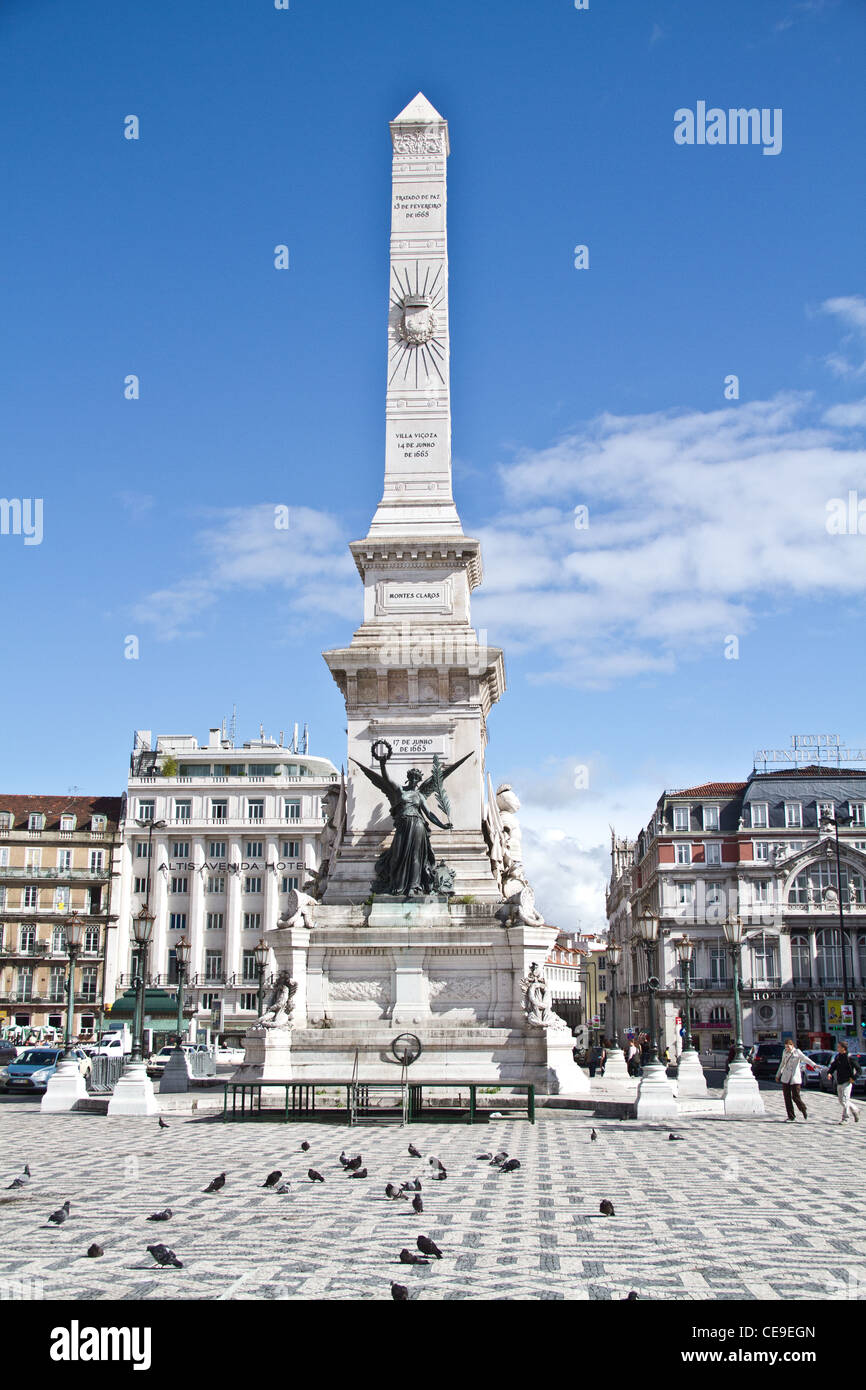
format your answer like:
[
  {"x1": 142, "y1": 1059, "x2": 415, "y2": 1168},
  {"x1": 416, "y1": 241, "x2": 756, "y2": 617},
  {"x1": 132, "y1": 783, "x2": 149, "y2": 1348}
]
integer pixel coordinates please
[{"x1": 349, "y1": 535, "x2": 483, "y2": 590}]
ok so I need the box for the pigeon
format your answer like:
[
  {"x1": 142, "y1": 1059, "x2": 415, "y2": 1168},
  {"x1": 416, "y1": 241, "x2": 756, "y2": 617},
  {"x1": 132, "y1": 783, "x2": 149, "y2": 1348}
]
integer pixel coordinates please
[
  {"x1": 158, "y1": 1117, "x2": 169, "y2": 1130},
  {"x1": 300, "y1": 1141, "x2": 310, "y2": 1152},
  {"x1": 385, "y1": 1183, "x2": 406, "y2": 1200},
  {"x1": 668, "y1": 1133, "x2": 685, "y2": 1142},
  {"x1": 147, "y1": 1243, "x2": 183, "y2": 1268},
  {"x1": 428, "y1": 1156, "x2": 445, "y2": 1171},
  {"x1": 7, "y1": 1163, "x2": 31, "y2": 1189},
  {"x1": 490, "y1": 1151, "x2": 508, "y2": 1167},
  {"x1": 308, "y1": 1169, "x2": 325, "y2": 1183},
  {"x1": 590, "y1": 1129, "x2": 598, "y2": 1141},
  {"x1": 348, "y1": 1167, "x2": 368, "y2": 1179},
  {"x1": 339, "y1": 1151, "x2": 350, "y2": 1168},
  {"x1": 399, "y1": 1248, "x2": 428, "y2": 1265},
  {"x1": 411, "y1": 1194, "x2": 423, "y2": 1215},
  {"x1": 86, "y1": 1243, "x2": 104, "y2": 1258},
  {"x1": 500, "y1": 1159, "x2": 521, "y2": 1173},
  {"x1": 626, "y1": 1291, "x2": 639, "y2": 1300},
  {"x1": 345, "y1": 1155, "x2": 363, "y2": 1171},
  {"x1": 275, "y1": 1182, "x2": 291, "y2": 1194},
  {"x1": 391, "y1": 1281, "x2": 410, "y2": 1301},
  {"x1": 262, "y1": 1170, "x2": 283, "y2": 1188},
  {"x1": 204, "y1": 1173, "x2": 226, "y2": 1193},
  {"x1": 431, "y1": 1167, "x2": 447, "y2": 1181},
  {"x1": 48, "y1": 1202, "x2": 71, "y2": 1225},
  {"x1": 417, "y1": 1235, "x2": 442, "y2": 1259},
  {"x1": 476, "y1": 1153, "x2": 493, "y2": 1162},
  {"x1": 147, "y1": 1209, "x2": 173, "y2": 1222},
  {"x1": 405, "y1": 1178, "x2": 422, "y2": 1192},
  {"x1": 408, "y1": 1143, "x2": 422, "y2": 1158},
  {"x1": 599, "y1": 1200, "x2": 615, "y2": 1217}
]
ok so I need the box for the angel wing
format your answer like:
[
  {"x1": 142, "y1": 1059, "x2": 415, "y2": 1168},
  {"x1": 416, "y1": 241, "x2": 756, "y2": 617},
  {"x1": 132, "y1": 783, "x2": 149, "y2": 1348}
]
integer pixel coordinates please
[
  {"x1": 417, "y1": 751, "x2": 472, "y2": 798},
  {"x1": 350, "y1": 757, "x2": 402, "y2": 811}
]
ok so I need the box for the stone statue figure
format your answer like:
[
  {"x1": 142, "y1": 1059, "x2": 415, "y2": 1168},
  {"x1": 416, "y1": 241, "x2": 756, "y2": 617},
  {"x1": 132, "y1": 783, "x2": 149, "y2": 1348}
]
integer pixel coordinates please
[
  {"x1": 279, "y1": 888, "x2": 317, "y2": 932},
  {"x1": 309, "y1": 777, "x2": 346, "y2": 900},
  {"x1": 520, "y1": 962, "x2": 569, "y2": 1030},
  {"x1": 253, "y1": 971, "x2": 298, "y2": 1032},
  {"x1": 351, "y1": 744, "x2": 469, "y2": 897},
  {"x1": 496, "y1": 883, "x2": 547, "y2": 929}
]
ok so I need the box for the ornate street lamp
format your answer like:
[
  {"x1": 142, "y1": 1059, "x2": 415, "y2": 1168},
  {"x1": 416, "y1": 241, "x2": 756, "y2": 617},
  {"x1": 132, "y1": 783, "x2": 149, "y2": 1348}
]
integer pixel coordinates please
[
  {"x1": 675, "y1": 934, "x2": 695, "y2": 1053},
  {"x1": 720, "y1": 913, "x2": 765, "y2": 1115},
  {"x1": 174, "y1": 936, "x2": 190, "y2": 1047},
  {"x1": 632, "y1": 910, "x2": 677, "y2": 1118},
  {"x1": 721, "y1": 915, "x2": 746, "y2": 1064},
  {"x1": 130, "y1": 906, "x2": 155, "y2": 1065},
  {"x1": 254, "y1": 938, "x2": 270, "y2": 1018},
  {"x1": 607, "y1": 941, "x2": 622, "y2": 1049},
  {"x1": 819, "y1": 810, "x2": 852, "y2": 1026},
  {"x1": 635, "y1": 912, "x2": 660, "y2": 1063},
  {"x1": 62, "y1": 914, "x2": 85, "y2": 1057}
]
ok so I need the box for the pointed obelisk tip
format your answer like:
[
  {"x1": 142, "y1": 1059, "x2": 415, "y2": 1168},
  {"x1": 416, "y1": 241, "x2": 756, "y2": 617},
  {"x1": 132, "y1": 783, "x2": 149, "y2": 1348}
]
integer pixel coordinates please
[{"x1": 391, "y1": 91, "x2": 446, "y2": 125}]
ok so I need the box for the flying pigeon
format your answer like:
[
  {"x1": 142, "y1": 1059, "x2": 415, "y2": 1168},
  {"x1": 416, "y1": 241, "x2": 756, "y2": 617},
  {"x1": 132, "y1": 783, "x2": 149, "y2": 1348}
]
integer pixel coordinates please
[
  {"x1": 417, "y1": 1235, "x2": 442, "y2": 1259},
  {"x1": 262, "y1": 1170, "x2": 283, "y2": 1188},
  {"x1": 385, "y1": 1183, "x2": 406, "y2": 1200},
  {"x1": 147, "y1": 1209, "x2": 173, "y2": 1222},
  {"x1": 599, "y1": 1200, "x2": 615, "y2": 1217},
  {"x1": 48, "y1": 1202, "x2": 71, "y2": 1225},
  {"x1": 590, "y1": 1129, "x2": 598, "y2": 1141},
  {"x1": 308, "y1": 1169, "x2": 325, "y2": 1183},
  {"x1": 147, "y1": 1243, "x2": 183, "y2": 1268},
  {"x1": 300, "y1": 1141, "x2": 310, "y2": 1152},
  {"x1": 411, "y1": 1194, "x2": 423, "y2": 1215},
  {"x1": 7, "y1": 1163, "x2": 31, "y2": 1189},
  {"x1": 349, "y1": 1167, "x2": 368, "y2": 1179},
  {"x1": 391, "y1": 1281, "x2": 410, "y2": 1301},
  {"x1": 158, "y1": 1117, "x2": 169, "y2": 1130},
  {"x1": 399, "y1": 1248, "x2": 428, "y2": 1265},
  {"x1": 204, "y1": 1173, "x2": 226, "y2": 1193},
  {"x1": 500, "y1": 1159, "x2": 521, "y2": 1173},
  {"x1": 86, "y1": 1243, "x2": 104, "y2": 1258},
  {"x1": 408, "y1": 1143, "x2": 422, "y2": 1158}
]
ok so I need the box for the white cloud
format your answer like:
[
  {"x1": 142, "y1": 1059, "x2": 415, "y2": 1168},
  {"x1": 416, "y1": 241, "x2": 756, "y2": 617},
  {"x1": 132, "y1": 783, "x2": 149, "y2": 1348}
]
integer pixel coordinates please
[
  {"x1": 823, "y1": 398, "x2": 866, "y2": 428},
  {"x1": 821, "y1": 295, "x2": 866, "y2": 377}
]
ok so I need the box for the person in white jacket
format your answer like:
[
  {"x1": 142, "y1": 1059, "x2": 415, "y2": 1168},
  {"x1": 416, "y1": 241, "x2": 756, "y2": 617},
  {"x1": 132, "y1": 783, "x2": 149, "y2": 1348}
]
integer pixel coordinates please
[{"x1": 775, "y1": 1038, "x2": 809, "y2": 1122}]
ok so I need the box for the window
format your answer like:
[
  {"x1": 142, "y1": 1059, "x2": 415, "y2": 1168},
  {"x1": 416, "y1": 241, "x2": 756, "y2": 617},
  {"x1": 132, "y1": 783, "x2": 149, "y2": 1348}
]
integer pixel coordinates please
[
  {"x1": 16, "y1": 968, "x2": 33, "y2": 1001},
  {"x1": 206, "y1": 876, "x2": 225, "y2": 895},
  {"x1": 0, "y1": 811, "x2": 12, "y2": 830},
  {"x1": 25, "y1": 847, "x2": 41, "y2": 868},
  {"x1": 205, "y1": 951, "x2": 223, "y2": 981},
  {"x1": 59, "y1": 813, "x2": 76, "y2": 832},
  {"x1": 0, "y1": 848, "x2": 7, "y2": 867},
  {"x1": 244, "y1": 876, "x2": 262, "y2": 894},
  {"x1": 850, "y1": 803, "x2": 866, "y2": 827},
  {"x1": 133, "y1": 876, "x2": 148, "y2": 894},
  {"x1": 207, "y1": 841, "x2": 226, "y2": 858},
  {"x1": 675, "y1": 882, "x2": 694, "y2": 905},
  {"x1": 174, "y1": 800, "x2": 191, "y2": 822},
  {"x1": 28, "y1": 812, "x2": 45, "y2": 831},
  {"x1": 710, "y1": 1005, "x2": 731, "y2": 1024},
  {"x1": 673, "y1": 806, "x2": 690, "y2": 831},
  {"x1": 171, "y1": 841, "x2": 190, "y2": 859},
  {"x1": 784, "y1": 802, "x2": 803, "y2": 829},
  {"x1": 753, "y1": 880, "x2": 771, "y2": 904},
  {"x1": 52, "y1": 925, "x2": 67, "y2": 953},
  {"x1": 135, "y1": 842, "x2": 151, "y2": 859},
  {"x1": 702, "y1": 805, "x2": 720, "y2": 831},
  {"x1": 57, "y1": 849, "x2": 72, "y2": 870},
  {"x1": 206, "y1": 912, "x2": 224, "y2": 931},
  {"x1": 89, "y1": 850, "x2": 104, "y2": 872},
  {"x1": 859, "y1": 934, "x2": 866, "y2": 983},
  {"x1": 91, "y1": 815, "x2": 107, "y2": 833},
  {"x1": 790, "y1": 934, "x2": 811, "y2": 984},
  {"x1": 138, "y1": 801, "x2": 155, "y2": 822},
  {"x1": 789, "y1": 861, "x2": 866, "y2": 906},
  {"x1": 22, "y1": 886, "x2": 39, "y2": 910},
  {"x1": 710, "y1": 947, "x2": 727, "y2": 984},
  {"x1": 242, "y1": 950, "x2": 258, "y2": 981},
  {"x1": 280, "y1": 876, "x2": 299, "y2": 893},
  {"x1": 80, "y1": 968, "x2": 98, "y2": 1002},
  {"x1": 751, "y1": 936, "x2": 778, "y2": 983},
  {"x1": 247, "y1": 800, "x2": 264, "y2": 822},
  {"x1": 245, "y1": 841, "x2": 264, "y2": 858},
  {"x1": 170, "y1": 876, "x2": 188, "y2": 895},
  {"x1": 0, "y1": 886, "x2": 6, "y2": 909},
  {"x1": 675, "y1": 843, "x2": 692, "y2": 865},
  {"x1": 284, "y1": 799, "x2": 301, "y2": 821},
  {"x1": 243, "y1": 912, "x2": 261, "y2": 932},
  {"x1": 53, "y1": 887, "x2": 69, "y2": 912},
  {"x1": 281, "y1": 839, "x2": 300, "y2": 858},
  {"x1": 704, "y1": 841, "x2": 722, "y2": 866},
  {"x1": 168, "y1": 912, "x2": 187, "y2": 932},
  {"x1": 816, "y1": 929, "x2": 853, "y2": 985},
  {"x1": 200, "y1": 993, "x2": 218, "y2": 1011},
  {"x1": 239, "y1": 992, "x2": 258, "y2": 1012},
  {"x1": 754, "y1": 842, "x2": 771, "y2": 862},
  {"x1": 84, "y1": 926, "x2": 100, "y2": 953},
  {"x1": 19, "y1": 924, "x2": 36, "y2": 952},
  {"x1": 750, "y1": 803, "x2": 768, "y2": 829},
  {"x1": 210, "y1": 800, "x2": 228, "y2": 821},
  {"x1": 855, "y1": 841, "x2": 866, "y2": 853},
  {"x1": 817, "y1": 802, "x2": 834, "y2": 825},
  {"x1": 598, "y1": 974, "x2": 607, "y2": 991}
]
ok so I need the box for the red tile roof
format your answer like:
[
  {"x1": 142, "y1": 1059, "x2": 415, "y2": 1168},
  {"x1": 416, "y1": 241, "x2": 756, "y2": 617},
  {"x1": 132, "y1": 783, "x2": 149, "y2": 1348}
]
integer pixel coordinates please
[
  {"x1": 673, "y1": 782, "x2": 748, "y2": 796},
  {"x1": 0, "y1": 794, "x2": 123, "y2": 832}
]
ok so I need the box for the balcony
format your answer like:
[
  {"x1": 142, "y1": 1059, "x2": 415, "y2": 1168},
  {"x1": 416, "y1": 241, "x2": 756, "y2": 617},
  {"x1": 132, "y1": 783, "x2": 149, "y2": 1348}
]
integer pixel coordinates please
[{"x1": 0, "y1": 867, "x2": 112, "y2": 882}]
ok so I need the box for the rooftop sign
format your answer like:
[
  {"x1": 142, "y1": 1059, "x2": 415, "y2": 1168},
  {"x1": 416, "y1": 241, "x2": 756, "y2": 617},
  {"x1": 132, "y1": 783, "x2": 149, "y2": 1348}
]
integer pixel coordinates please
[{"x1": 754, "y1": 735, "x2": 866, "y2": 768}]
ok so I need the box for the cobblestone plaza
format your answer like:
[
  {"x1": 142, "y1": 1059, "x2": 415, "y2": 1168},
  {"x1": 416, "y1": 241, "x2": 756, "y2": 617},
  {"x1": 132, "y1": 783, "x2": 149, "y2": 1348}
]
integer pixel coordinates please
[{"x1": 1, "y1": 1084, "x2": 862, "y2": 1302}]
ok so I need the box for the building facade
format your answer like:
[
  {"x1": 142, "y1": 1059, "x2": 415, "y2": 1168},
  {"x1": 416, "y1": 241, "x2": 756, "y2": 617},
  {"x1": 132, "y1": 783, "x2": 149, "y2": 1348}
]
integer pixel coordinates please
[
  {"x1": 0, "y1": 795, "x2": 122, "y2": 1041},
  {"x1": 115, "y1": 729, "x2": 339, "y2": 1040},
  {"x1": 607, "y1": 766, "x2": 866, "y2": 1055},
  {"x1": 545, "y1": 932, "x2": 587, "y2": 1034}
]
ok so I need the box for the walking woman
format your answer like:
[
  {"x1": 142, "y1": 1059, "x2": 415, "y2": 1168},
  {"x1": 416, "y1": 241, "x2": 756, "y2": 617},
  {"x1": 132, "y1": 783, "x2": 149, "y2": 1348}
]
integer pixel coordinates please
[
  {"x1": 775, "y1": 1038, "x2": 809, "y2": 1122},
  {"x1": 827, "y1": 1041, "x2": 861, "y2": 1124}
]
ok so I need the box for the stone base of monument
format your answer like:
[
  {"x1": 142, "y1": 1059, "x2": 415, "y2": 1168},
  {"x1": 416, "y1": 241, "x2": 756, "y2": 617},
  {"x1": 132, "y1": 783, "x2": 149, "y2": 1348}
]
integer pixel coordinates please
[
  {"x1": 40, "y1": 1055, "x2": 89, "y2": 1113},
  {"x1": 723, "y1": 1059, "x2": 765, "y2": 1117},
  {"x1": 107, "y1": 1061, "x2": 159, "y2": 1117},
  {"x1": 232, "y1": 1028, "x2": 296, "y2": 1083},
  {"x1": 675, "y1": 1048, "x2": 708, "y2": 1098},
  {"x1": 159, "y1": 1048, "x2": 191, "y2": 1094},
  {"x1": 634, "y1": 1059, "x2": 678, "y2": 1120},
  {"x1": 597, "y1": 1046, "x2": 631, "y2": 1085}
]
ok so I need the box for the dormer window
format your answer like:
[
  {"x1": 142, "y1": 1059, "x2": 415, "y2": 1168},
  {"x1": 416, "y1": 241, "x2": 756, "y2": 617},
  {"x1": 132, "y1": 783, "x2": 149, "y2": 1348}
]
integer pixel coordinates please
[
  {"x1": 0, "y1": 811, "x2": 12, "y2": 831},
  {"x1": 91, "y1": 814, "x2": 107, "y2": 833},
  {"x1": 60, "y1": 813, "x2": 76, "y2": 832},
  {"x1": 28, "y1": 812, "x2": 45, "y2": 832},
  {"x1": 673, "y1": 806, "x2": 690, "y2": 832},
  {"x1": 702, "y1": 805, "x2": 720, "y2": 831},
  {"x1": 751, "y1": 802, "x2": 768, "y2": 829},
  {"x1": 784, "y1": 802, "x2": 803, "y2": 829}
]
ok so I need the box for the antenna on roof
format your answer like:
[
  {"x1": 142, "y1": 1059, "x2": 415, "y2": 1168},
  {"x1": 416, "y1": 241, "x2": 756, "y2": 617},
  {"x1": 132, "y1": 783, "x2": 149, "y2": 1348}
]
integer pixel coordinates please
[
  {"x1": 292, "y1": 723, "x2": 299, "y2": 754},
  {"x1": 279, "y1": 730, "x2": 284, "y2": 746},
  {"x1": 303, "y1": 723, "x2": 309, "y2": 754},
  {"x1": 229, "y1": 704, "x2": 237, "y2": 749}
]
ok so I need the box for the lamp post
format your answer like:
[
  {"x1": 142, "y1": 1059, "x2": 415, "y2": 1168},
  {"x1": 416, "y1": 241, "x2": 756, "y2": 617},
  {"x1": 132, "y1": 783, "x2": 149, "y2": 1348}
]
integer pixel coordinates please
[
  {"x1": 820, "y1": 811, "x2": 852, "y2": 1035},
  {"x1": 600, "y1": 940, "x2": 630, "y2": 1084},
  {"x1": 62, "y1": 914, "x2": 85, "y2": 1056},
  {"x1": 108, "y1": 903, "x2": 159, "y2": 1115},
  {"x1": 254, "y1": 938, "x2": 270, "y2": 1018},
  {"x1": 674, "y1": 933, "x2": 707, "y2": 1097},
  {"x1": 675, "y1": 934, "x2": 695, "y2": 1053},
  {"x1": 721, "y1": 914, "x2": 764, "y2": 1115},
  {"x1": 633, "y1": 911, "x2": 677, "y2": 1118},
  {"x1": 130, "y1": 906, "x2": 155, "y2": 1065},
  {"x1": 41, "y1": 913, "x2": 88, "y2": 1113},
  {"x1": 174, "y1": 936, "x2": 190, "y2": 1046}
]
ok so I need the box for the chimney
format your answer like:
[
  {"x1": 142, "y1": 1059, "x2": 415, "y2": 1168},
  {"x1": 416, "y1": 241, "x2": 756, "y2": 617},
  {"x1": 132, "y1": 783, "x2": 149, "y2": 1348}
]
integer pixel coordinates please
[{"x1": 209, "y1": 728, "x2": 220, "y2": 749}]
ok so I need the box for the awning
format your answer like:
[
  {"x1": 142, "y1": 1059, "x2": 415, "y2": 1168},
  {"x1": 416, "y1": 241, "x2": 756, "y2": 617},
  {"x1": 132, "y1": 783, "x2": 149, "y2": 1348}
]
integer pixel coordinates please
[{"x1": 106, "y1": 988, "x2": 180, "y2": 1018}]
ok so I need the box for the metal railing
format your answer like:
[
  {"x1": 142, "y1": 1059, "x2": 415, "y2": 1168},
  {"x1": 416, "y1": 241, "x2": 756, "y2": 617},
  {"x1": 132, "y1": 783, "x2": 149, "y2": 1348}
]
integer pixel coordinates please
[
  {"x1": 189, "y1": 1051, "x2": 216, "y2": 1078},
  {"x1": 87, "y1": 1054, "x2": 125, "y2": 1093}
]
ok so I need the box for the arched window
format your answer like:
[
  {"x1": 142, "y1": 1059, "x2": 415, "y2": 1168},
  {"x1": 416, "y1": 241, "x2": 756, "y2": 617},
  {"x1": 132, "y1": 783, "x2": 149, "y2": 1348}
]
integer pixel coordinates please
[
  {"x1": 816, "y1": 928, "x2": 854, "y2": 986},
  {"x1": 710, "y1": 1004, "x2": 731, "y2": 1024},
  {"x1": 789, "y1": 860, "x2": 866, "y2": 905},
  {"x1": 790, "y1": 934, "x2": 811, "y2": 985}
]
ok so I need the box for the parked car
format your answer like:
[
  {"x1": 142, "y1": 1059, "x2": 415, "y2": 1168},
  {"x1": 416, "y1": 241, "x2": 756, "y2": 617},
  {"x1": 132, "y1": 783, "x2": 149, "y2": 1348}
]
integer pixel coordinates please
[
  {"x1": 0, "y1": 1042, "x2": 19, "y2": 1067},
  {"x1": 146, "y1": 1043, "x2": 209, "y2": 1077},
  {"x1": 818, "y1": 1051, "x2": 866, "y2": 1095},
  {"x1": 214, "y1": 1046, "x2": 245, "y2": 1065},
  {"x1": 801, "y1": 1049, "x2": 835, "y2": 1085},
  {"x1": 750, "y1": 1042, "x2": 784, "y2": 1079},
  {"x1": 0, "y1": 1047, "x2": 91, "y2": 1094},
  {"x1": 88, "y1": 1034, "x2": 130, "y2": 1058}
]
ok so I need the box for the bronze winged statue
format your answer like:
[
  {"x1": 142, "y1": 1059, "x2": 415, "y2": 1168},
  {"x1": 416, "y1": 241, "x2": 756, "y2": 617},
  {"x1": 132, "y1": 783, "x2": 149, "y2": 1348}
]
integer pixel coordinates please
[{"x1": 351, "y1": 746, "x2": 471, "y2": 897}]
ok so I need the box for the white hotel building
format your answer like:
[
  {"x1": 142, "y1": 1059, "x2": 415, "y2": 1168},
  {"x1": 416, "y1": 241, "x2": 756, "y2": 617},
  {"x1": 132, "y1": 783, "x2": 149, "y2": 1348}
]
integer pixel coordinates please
[{"x1": 112, "y1": 728, "x2": 339, "y2": 1039}]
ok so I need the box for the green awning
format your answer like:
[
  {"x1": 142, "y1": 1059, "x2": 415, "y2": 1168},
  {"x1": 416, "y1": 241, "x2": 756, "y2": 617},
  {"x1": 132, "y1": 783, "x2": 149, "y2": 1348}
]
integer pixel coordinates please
[{"x1": 106, "y1": 988, "x2": 180, "y2": 1018}]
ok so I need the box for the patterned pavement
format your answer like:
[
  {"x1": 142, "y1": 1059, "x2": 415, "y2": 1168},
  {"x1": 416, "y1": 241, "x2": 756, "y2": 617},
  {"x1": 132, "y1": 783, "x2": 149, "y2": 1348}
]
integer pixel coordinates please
[{"x1": 0, "y1": 1082, "x2": 863, "y2": 1301}]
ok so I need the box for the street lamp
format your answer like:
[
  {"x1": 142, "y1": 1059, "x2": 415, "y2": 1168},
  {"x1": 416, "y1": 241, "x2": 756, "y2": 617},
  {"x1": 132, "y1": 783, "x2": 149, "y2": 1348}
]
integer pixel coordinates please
[
  {"x1": 675, "y1": 934, "x2": 695, "y2": 1053},
  {"x1": 62, "y1": 914, "x2": 85, "y2": 1057},
  {"x1": 254, "y1": 938, "x2": 270, "y2": 1017},
  {"x1": 720, "y1": 913, "x2": 765, "y2": 1115},
  {"x1": 607, "y1": 941, "x2": 622, "y2": 1048},
  {"x1": 632, "y1": 910, "x2": 677, "y2": 1119},
  {"x1": 130, "y1": 906, "x2": 155, "y2": 1065},
  {"x1": 635, "y1": 912, "x2": 660, "y2": 1063},
  {"x1": 174, "y1": 936, "x2": 190, "y2": 1046},
  {"x1": 721, "y1": 915, "x2": 746, "y2": 1064},
  {"x1": 819, "y1": 810, "x2": 852, "y2": 1027}
]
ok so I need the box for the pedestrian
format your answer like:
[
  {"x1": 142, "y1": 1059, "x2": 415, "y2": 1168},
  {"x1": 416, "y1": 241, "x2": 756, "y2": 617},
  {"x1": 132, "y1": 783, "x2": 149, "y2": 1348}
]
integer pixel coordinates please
[
  {"x1": 827, "y1": 1041, "x2": 861, "y2": 1124},
  {"x1": 775, "y1": 1038, "x2": 809, "y2": 1122},
  {"x1": 626, "y1": 1039, "x2": 640, "y2": 1077},
  {"x1": 598, "y1": 1041, "x2": 607, "y2": 1077}
]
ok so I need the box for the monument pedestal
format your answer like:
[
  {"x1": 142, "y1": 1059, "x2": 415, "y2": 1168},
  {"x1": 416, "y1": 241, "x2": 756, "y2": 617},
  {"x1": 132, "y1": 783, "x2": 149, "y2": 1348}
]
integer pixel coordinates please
[
  {"x1": 40, "y1": 1055, "x2": 88, "y2": 1113},
  {"x1": 600, "y1": 1046, "x2": 630, "y2": 1085},
  {"x1": 233, "y1": 1028, "x2": 295, "y2": 1083},
  {"x1": 675, "y1": 1047, "x2": 708, "y2": 1098},
  {"x1": 107, "y1": 1061, "x2": 159, "y2": 1117},
  {"x1": 635, "y1": 1059, "x2": 678, "y2": 1120},
  {"x1": 159, "y1": 1048, "x2": 191, "y2": 1095},
  {"x1": 723, "y1": 1058, "x2": 765, "y2": 1117}
]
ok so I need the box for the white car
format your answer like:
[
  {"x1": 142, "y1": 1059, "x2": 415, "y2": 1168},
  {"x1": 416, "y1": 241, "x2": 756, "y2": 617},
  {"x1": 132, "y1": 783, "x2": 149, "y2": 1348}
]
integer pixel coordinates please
[{"x1": 146, "y1": 1043, "x2": 209, "y2": 1077}]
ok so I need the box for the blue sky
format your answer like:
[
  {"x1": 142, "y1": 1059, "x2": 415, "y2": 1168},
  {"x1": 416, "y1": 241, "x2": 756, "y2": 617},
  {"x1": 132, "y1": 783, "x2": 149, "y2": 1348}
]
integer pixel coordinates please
[{"x1": 2, "y1": 0, "x2": 865, "y2": 927}]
